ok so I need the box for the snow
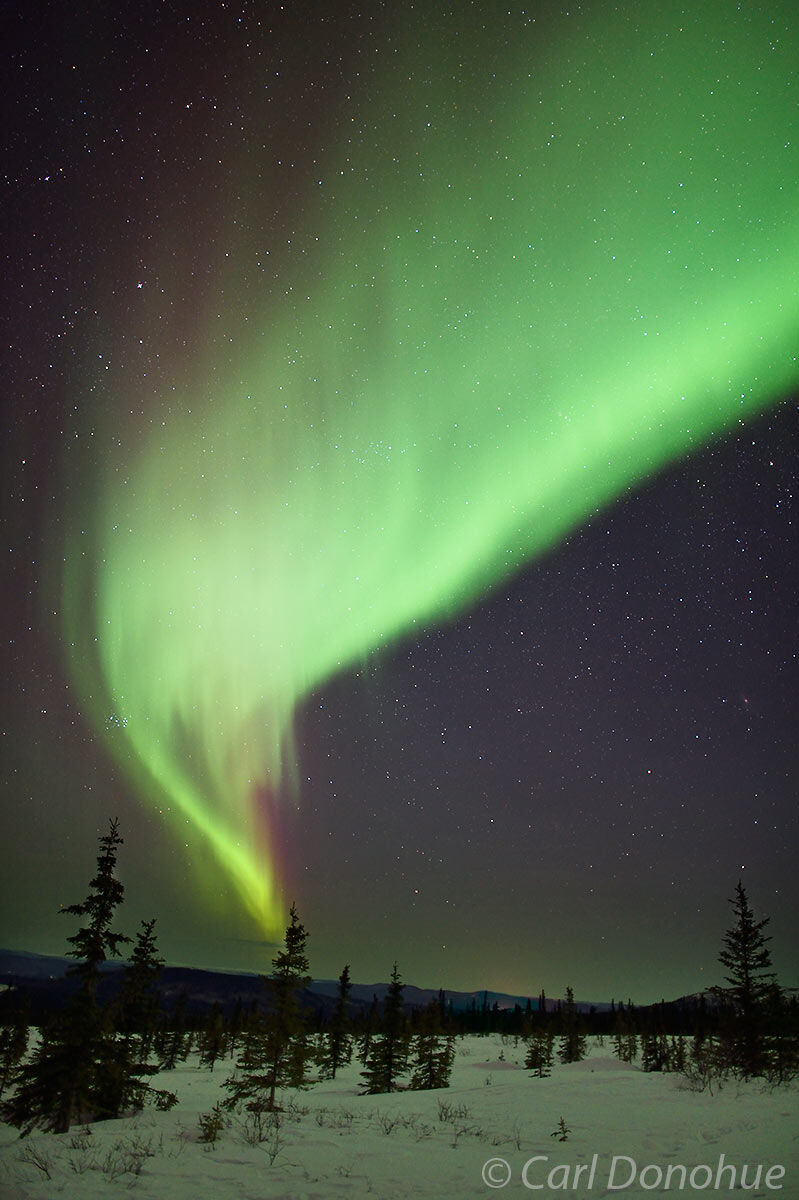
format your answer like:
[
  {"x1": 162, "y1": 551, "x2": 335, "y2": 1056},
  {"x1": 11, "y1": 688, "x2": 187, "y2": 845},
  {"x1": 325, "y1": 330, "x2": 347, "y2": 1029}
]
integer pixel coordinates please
[{"x1": 1, "y1": 1036, "x2": 796, "y2": 1198}]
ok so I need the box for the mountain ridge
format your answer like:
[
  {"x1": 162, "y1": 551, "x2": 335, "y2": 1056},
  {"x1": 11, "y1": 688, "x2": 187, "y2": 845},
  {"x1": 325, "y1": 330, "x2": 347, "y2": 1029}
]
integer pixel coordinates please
[{"x1": 0, "y1": 947, "x2": 662, "y2": 1016}]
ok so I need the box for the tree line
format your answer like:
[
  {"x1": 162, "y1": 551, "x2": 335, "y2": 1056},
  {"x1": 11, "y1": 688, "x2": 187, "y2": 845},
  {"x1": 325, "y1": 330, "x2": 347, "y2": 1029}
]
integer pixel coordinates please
[{"x1": 0, "y1": 821, "x2": 796, "y2": 1136}]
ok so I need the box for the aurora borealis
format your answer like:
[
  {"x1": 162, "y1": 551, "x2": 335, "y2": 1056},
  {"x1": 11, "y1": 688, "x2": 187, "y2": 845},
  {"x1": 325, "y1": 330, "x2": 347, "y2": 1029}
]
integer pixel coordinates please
[{"x1": 2, "y1": 0, "x2": 797, "y2": 1000}]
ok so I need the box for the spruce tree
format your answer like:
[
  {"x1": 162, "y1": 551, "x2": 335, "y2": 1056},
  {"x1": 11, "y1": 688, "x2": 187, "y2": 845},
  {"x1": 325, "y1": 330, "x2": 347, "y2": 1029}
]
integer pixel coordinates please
[
  {"x1": 361, "y1": 964, "x2": 409, "y2": 1094},
  {"x1": 318, "y1": 964, "x2": 353, "y2": 1080},
  {"x1": 357, "y1": 995, "x2": 380, "y2": 1068},
  {"x1": 265, "y1": 902, "x2": 312, "y2": 1098},
  {"x1": 226, "y1": 997, "x2": 246, "y2": 1060},
  {"x1": 225, "y1": 902, "x2": 311, "y2": 1112},
  {"x1": 409, "y1": 1001, "x2": 454, "y2": 1090},
  {"x1": 669, "y1": 1034, "x2": 686, "y2": 1074},
  {"x1": 715, "y1": 881, "x2": 779, "y2": 1078},
  {"x1": 640, "y1": 1030, "x2": 671, "y2": 1072},
  {"x1": 157, "y1": 991, "x2": 190, "y2": 1069},
  {"x1": 612, "y1": 1003, "x2": 637, "y2": 1063},
  {"x1": 199, "y1": 1002, "x2": 228, "y2": 1071},
  {"x1": 0, "y1": 1010, "x2": 29, "y2": 1099},
  {"x1": 556, "y1": 987, "x2": 587, "y2": 1064},
  {"x1": 62, "y1": 820, "x2": 130, "y2": 974},
  {"x1": 97, "y1": 916, "x2": 175, "y2": 1119},
  {"x1": 525, "y1": 1026, "x2": 554, "y2": 1077},
  {"x1": 115, "y1": 918, "x2": 163, "y2": 1055},
  {"x1": 762, "y1": 990, "x2": 799, "y2": 1084},
  {"x1": 1, "y1": 820, "x2": 130, "y2": 1133}
]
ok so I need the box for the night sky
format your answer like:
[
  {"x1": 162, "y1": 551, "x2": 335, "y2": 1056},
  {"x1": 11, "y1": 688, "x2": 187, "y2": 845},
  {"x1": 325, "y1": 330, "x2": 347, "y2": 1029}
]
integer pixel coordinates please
[{"x1": 2, "y1": 0, "x2": 797, "y2": 1005}]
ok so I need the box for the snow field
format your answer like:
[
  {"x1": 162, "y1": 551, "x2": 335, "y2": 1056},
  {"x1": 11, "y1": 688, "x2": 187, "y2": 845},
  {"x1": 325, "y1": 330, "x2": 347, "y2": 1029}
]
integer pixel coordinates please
[{"x1": 1, "y1": 1035, "x2": 796, "y2": 1199}]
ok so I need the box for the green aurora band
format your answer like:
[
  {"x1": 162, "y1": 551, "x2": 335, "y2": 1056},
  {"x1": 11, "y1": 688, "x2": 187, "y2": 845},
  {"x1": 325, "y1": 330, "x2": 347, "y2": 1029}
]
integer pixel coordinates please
[{"x1": 62, "y1": 3, "x2": 798, "y2": 937}]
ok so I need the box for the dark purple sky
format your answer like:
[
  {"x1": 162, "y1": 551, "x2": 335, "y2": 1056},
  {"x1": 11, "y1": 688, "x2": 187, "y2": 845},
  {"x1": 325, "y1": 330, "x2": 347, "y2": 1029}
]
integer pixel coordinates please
[{"x1": 2, "y1": 0, "x2": 796, "y2": 1003}]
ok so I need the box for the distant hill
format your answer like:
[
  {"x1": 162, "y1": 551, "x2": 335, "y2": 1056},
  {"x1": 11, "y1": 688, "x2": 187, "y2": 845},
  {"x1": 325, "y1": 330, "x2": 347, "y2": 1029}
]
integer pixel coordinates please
[
  {"x1": 0, "y1": 950, "x2": 280, "y2": 1021},
  {"x1": 0, "y1": 948, "x2": 611, "y2": 1020},
  {"x1": 309, "y1": 978, "x2": 612, "y2": 1014}
]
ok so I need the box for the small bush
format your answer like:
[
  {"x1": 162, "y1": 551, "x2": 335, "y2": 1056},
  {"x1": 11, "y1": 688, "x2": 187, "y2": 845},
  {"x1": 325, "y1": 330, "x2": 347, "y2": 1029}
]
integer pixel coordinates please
[
  {"x1": 16, "y1": 1144, "x2": 54, "y2": 1180},
  {"x1": 198, "y1": 1102, "x2": 228, "y2": 1144},
  {"x1": 101, "y1": 1134, "x2": 157, "y2": 1181},
  {"x1": 437, "y1": 1098, "x2": 471, "y2": 1123},
  {"x1": 551, "y1": 1116, "x2": 570, "y2": 1142}
]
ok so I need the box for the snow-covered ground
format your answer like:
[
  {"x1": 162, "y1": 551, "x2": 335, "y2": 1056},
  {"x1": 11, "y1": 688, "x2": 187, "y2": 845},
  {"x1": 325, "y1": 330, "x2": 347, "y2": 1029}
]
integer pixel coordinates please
[{"x1": 1, "y1": 1036, "x2": 796, "y2": 1198}]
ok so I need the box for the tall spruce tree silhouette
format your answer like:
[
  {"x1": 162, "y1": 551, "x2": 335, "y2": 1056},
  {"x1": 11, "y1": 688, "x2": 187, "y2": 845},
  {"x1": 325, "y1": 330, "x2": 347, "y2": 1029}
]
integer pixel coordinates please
[
  {"x1": 715, "y1": 881, "x2": 778, "y2": 1078},
  {"x1": 2, "y1": 819, "x2": 130, "y2": 1134}
]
